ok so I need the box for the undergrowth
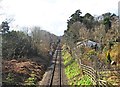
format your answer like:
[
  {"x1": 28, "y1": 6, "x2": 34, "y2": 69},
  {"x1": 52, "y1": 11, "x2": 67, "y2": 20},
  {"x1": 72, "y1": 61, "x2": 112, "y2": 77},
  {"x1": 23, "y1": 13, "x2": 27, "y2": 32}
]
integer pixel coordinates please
[{"x1": 62, "y1": 46, "x2": 93, "y2": 85}]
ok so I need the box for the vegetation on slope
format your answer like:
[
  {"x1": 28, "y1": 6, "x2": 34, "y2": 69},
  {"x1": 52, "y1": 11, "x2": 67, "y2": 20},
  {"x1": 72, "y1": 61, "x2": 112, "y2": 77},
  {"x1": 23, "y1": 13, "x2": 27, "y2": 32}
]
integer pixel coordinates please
[
  {"x1": 62, "y1": 45, "x2": 93, "y2": 85},
  {"x1": 62, "y1": 10, "x2": 120, "y2": 86},
  {"x1": 2, "y1": 59, "x2": 46, "y2": 85},
  {"x1": 1, "y1": 23, "x2": 58, "y2": 85}
]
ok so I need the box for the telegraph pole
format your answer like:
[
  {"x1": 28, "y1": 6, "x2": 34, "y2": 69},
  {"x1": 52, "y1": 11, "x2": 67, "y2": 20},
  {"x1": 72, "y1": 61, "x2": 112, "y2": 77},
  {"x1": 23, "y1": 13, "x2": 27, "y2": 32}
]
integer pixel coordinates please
[{"x1": 0, "y1": 23, "x2": 2, "y2": 87}]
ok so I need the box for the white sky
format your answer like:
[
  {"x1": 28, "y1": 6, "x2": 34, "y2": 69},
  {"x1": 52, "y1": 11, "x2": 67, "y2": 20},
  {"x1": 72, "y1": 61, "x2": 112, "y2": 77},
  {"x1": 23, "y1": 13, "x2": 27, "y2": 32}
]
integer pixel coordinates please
[{"x1": 0, "y1": 0, "x2": 119, "y2": 36}]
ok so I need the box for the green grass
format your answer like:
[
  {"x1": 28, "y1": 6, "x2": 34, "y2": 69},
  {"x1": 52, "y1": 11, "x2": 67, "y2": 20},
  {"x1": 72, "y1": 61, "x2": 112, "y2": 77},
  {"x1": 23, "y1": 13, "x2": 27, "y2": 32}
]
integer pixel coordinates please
[
  {"x1": 65, "y1": 61, "x2": 81, "y2": 79},
  {"x1": 62, "y1": 48, "x2": 93, "y2": 85},
  {"x1": 24, "y1": 71, "x2": 37, "y2": 85},
  {"x1": 76, "y1": 75, "x2": 93, "y2": 85}
]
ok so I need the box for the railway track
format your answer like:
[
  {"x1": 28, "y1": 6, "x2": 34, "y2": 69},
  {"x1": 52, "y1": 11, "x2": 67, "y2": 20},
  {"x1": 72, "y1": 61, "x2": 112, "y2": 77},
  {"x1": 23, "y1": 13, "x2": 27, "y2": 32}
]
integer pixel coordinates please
[
  {"x1": 39, "y1": 43, "x2": 68, "y2": 86},
  {"x1": 49, "y1": 44, "x2": 61, "y2": 86}
]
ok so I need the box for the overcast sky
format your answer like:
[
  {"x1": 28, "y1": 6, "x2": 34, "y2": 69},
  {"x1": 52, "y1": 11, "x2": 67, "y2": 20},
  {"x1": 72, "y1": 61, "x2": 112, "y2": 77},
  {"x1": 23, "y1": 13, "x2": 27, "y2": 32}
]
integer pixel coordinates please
[{"x1": 0, "y1": 0, "x2": 119, "y2": 36}]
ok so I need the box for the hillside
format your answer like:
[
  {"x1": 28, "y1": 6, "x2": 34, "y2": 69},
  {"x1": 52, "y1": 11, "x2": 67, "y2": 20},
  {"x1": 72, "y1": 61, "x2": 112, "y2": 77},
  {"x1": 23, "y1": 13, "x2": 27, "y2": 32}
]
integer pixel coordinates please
[
  {"x1": 1, "y1": 26, "x2": 58, "y2": 85},
  {"x1": 62, "y1": 10, "x2": 120, "y2": 85},
  {"x1": 1, "y1": 9, "x2": 120, "y2": 86}
]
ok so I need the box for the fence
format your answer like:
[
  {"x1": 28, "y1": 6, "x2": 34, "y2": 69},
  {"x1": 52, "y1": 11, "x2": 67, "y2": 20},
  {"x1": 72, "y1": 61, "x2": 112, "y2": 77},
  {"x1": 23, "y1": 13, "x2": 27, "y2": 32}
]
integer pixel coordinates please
[
  {"x1": 80, "y1": 63, "x2": 97, "y2": 83},
  {"x1": 73, "y1": 52, "x2": 109, "y2": 85}
]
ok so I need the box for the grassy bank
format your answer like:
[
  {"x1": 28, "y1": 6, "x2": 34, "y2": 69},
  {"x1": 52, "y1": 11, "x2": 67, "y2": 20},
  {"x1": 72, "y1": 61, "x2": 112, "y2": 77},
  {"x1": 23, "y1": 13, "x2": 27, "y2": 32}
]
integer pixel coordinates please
[{"x1": 62, "y1": 45, "x2": 93, "y2": 85}]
